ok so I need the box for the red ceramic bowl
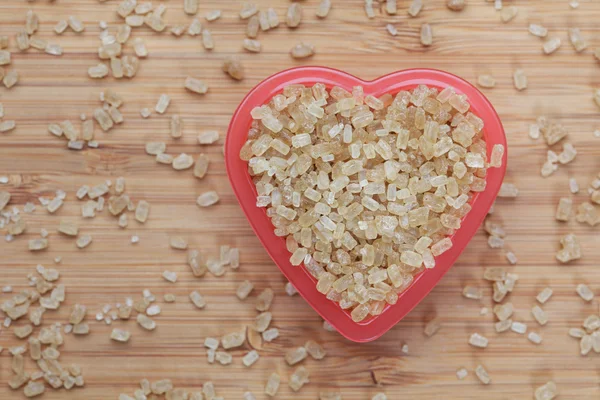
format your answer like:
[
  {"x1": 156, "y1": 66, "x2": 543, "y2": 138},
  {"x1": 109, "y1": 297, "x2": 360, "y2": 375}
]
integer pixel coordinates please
[{"x1": 225, "y1": 67, "x2": 506, "y2": 342}]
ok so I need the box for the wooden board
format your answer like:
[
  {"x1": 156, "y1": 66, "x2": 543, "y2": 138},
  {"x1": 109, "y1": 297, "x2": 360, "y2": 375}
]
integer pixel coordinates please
[{"x1": 1, "y1": 0, "x2": 599, "y2": 399}]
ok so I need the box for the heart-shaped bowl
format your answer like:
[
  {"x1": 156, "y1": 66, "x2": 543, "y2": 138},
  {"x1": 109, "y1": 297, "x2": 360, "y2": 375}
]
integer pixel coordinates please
[{"x1": 225, "y1": 66, "x2": 506, "y2": 342}]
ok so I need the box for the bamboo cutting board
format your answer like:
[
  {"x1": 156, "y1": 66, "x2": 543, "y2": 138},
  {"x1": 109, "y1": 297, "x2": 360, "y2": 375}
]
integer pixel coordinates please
[{"x1": 1, "y1": 1, "x2": 599, "y2": 399}]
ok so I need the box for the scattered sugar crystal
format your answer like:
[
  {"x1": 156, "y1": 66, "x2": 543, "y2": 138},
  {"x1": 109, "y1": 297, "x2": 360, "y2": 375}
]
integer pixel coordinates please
[
  {"x1": 576, "y1": 284, "x2": 594, "y2": 302},
  {"x1": 289, "y1": 366, "x2": 309, "y2": 392},
  {"x1": 408, "y1": 0, "x2": 423, "y2": 17},
  {"x1": 204, "y1": 338, "x2": 219, "y2": 352},
  {"x1": 513, "y1": 69, "x2": 527, "y2": 91},
  {"x1": 511, "y1": 321, "x2": 527, "y2": 334},
  {"x1": 529, "y1": 24, "x2": 547, "y2": 38},
  {"x1": 236, "y1": 280, "x2": 254, "y2": 300},
  {"x1": 285, "y1": 346, "x2": 307, "y2": 365},
  {"x1": 262, "y1": 327, "x2": 279, "y2": 342},
  {"x1": 528, "y1": 331, "x2": 543, "y2": 344},
  {"x1": 535, "y1": 381, "x2": 557, "y2": 400},
  {"x1": 579, "y1": 335, "x2": 594, "y2": 356},
  {"x1": 568, "y1": 28, "x2": 587, "y2": 52},
  {"x1": 242, "y1": 350, "x2": 260, "y2": 367},
  {"x1": 475, "y1": 365, "x2": 491, "y2": 384},
  {"x1": 543, "y1": 37, "x2": 562, "y2": 54},
  {"x1": 569, "y1": 178, "x2": 579, "y2": 194},
  {"x1": 222, "y1": 330, "x2": 245, "y2": 349},
  {"x1": 558, "y1": 143, "x2": 577, "y2": 164},
  {"x1": 155, "y1": 94, "x2": 170, "y2": 114},
  {"x1": 505, "y1": 251, "x2": 518, "y2": 265},
  {"x1": 531, "y1": 305, "x2": 548, "y2": 325},
  {"x1": 488, "y1": 235, "x2": 504, "y2": 249},
  {"x1": 493, "y1": 302, "x2": 513, "y2": 321},
  {"x1": 500, "y1": 6, "x2": 518, "y2": 23},
  {"x1": 583, "y1": 315, "x2": 600, "y2": 331},
  {"x1": 420, "y1": 24, "x2": 432, "y2": 46},
  {"x1": 468, "y1": 333, "x2": 489, "y2": 348},
  {"x1": 498, "y1": 182, "x2": 518, "y2": 197},
  {"x1": 477, "y1": 75, "x2": 496, "y2": 88},
  {"x1": 285, "y1": 282, "x2": 298, "y2": 296},
  {"x1": 529, "y1": 124, "x2": 540, "y2": 140},
  {"x1": 162, "y1": 271, "x2": 177, "y2": 283},
  {"x1": 555, "y1": 197, "x2": 572, "y2": 221},
  {"x1": 462, "y1": 286, "x2": 482, "y2": 300},
  {"x1": 146, "y1": 304, "x2": 161, "y2": 316},
  {"x1": 569, "y1": 328, "x2": 585, "y2": 338},
  {"x1": 265, "y1": 373, "x2": 280, "y2": 396},
  {"x1": 386, "y1": 24, "x2": 398, "y2": 36},
  {"x1": 197, "y1": 191, "x2": 220, "y2": 207},
  {"x1": 536, "y1": 287, "x2": 553, "y2": 304},
  {"x1": 143, "y1": 289, "x2": 155, "y2": 301},
  {"x1": 424, "y1": 318, "x2": 441, "y2": 337},
  {"x1": 556, "y1": 233, "x2": 581, "y2": 263},
  {"x1": 110, "y1": 328, "x2": 131, "y2": 342}
]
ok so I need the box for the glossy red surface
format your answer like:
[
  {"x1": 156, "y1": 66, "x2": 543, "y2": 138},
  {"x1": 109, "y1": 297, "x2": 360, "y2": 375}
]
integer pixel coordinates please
[{"x1": 225, "y1": 67, "x2": 507, "y2": 342}]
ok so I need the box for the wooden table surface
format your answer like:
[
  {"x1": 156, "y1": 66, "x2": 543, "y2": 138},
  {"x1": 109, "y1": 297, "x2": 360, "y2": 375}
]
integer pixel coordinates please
[{"x1": 1, "y1": 1, "x2": 599, "y2": 399}]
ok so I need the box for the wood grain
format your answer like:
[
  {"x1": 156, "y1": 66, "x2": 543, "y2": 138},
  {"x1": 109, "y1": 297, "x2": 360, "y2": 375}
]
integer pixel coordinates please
[{"x1": 1, "y1": 0, "x2": 599, "y2": 399}]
